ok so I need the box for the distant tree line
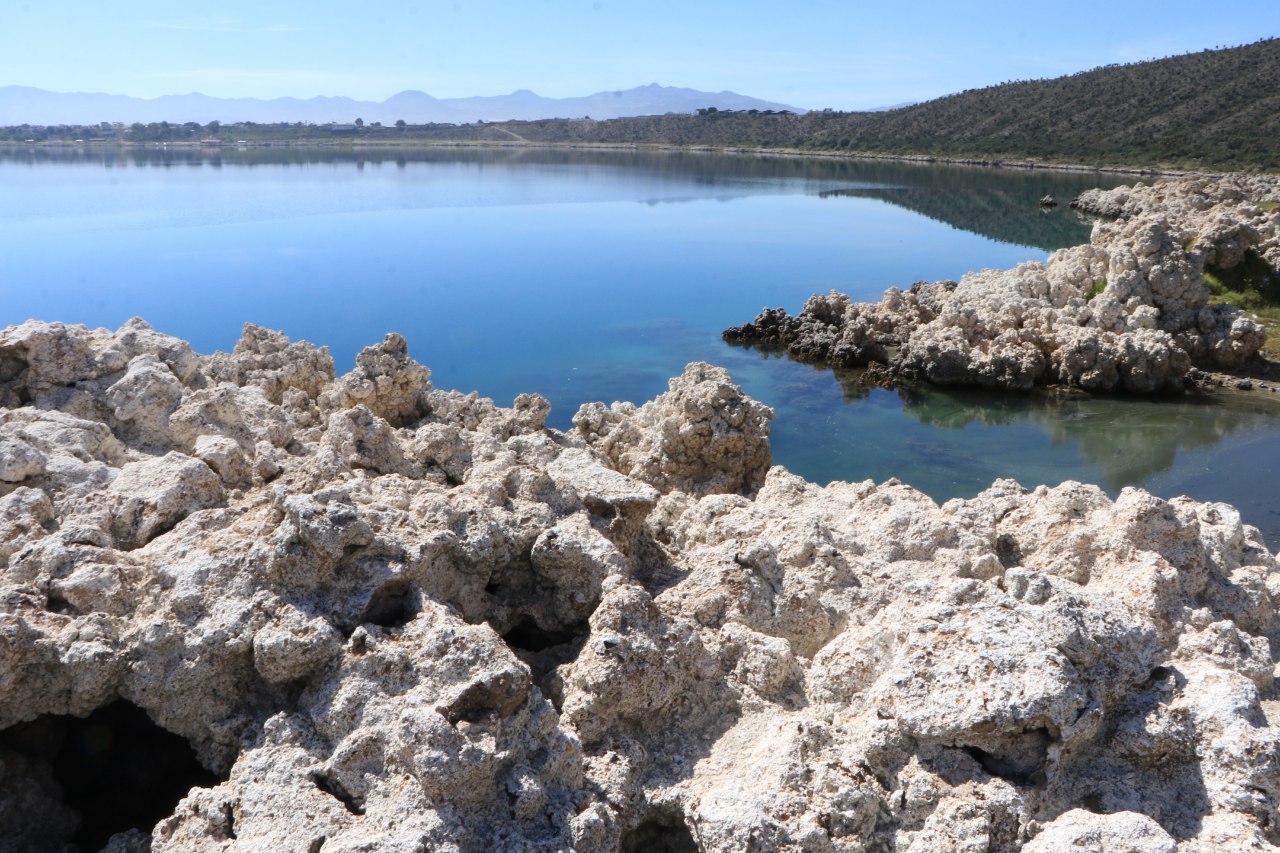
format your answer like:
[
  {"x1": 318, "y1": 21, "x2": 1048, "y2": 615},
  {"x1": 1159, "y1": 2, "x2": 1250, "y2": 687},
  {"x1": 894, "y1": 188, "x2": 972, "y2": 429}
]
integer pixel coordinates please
[
  {"x1": 490, "y1": 38, "x2": 1280, "y2": 171},
  {"x1": 4, "y1": 38, "x2": 1277, "y2": 171}
]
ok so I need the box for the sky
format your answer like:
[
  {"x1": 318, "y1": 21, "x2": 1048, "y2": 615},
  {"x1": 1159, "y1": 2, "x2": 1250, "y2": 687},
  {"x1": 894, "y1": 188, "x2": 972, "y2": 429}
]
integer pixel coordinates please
[{"x1": 1, "y1": 0, "x2": 1277, "y2": 110}]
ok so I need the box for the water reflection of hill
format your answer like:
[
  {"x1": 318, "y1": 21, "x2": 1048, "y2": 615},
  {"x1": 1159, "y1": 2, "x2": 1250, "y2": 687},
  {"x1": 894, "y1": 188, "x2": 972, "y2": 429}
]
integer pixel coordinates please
[
  {"x1": 894, "y1": 383, "x2": 1280, "y2": 490},
  {"x1": 0, "y1": 145, "x2": 1128, "y2": 250},
  {"x1": 819, "y1": 164, "x2": 1130, "y2": 252}
]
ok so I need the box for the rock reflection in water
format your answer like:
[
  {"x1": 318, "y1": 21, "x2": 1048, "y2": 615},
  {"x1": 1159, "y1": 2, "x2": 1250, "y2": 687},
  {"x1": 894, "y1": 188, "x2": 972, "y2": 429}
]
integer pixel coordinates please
[
  {"x1": 737, "y1": 348, "x2": 1280, "y2": 547},
  {"x1": 895, "y1": 384, "x2": 1280, "y2": 491}
]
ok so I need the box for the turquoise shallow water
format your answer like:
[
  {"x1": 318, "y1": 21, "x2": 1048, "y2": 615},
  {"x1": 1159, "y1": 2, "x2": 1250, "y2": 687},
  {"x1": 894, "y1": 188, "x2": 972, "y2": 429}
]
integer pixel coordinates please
[{"x1": 4, "y1": 146, "x2": 1279, "y2": 544}]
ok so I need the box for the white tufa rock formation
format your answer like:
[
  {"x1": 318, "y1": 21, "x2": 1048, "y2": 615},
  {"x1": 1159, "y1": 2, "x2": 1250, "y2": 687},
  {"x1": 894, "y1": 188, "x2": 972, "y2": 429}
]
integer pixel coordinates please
[
  {"x1": 726, "y1": 174, "x2": 1280, "y2": 391},
  {"x1": 0, "y1": 318, "x2": 1278, "y2": 851}
]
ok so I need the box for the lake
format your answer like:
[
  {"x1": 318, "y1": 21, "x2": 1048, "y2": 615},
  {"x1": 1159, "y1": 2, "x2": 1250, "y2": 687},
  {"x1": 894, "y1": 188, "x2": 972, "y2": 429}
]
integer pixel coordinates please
[{"x1": 5, "y1": 145, "x2": 1280, "y2": 544}]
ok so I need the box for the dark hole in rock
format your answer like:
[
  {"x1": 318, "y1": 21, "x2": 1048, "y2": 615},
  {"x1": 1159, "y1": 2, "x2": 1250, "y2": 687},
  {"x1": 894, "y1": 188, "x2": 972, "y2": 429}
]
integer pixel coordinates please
[
  {"x1": 360, "y1": 581, "x2": 419, "y2": 630},
  {"x1": 311, "y1": 771, "x2": 365, "y2": 816},
  {"x1": 46, "y1": 592, "x2": 78, "y2": 615},
  {"x1": 485, "y1": 579, "x2": 502, "y2": 595},
  {"x1": 502, "y1": 616, "x2": 582, "y2": 654},
  {"x1": 1082, "y1": 792, "x2": 1106, "y2": 813},
  {"x1": 621, "y1": 813, "x2": 699, "y2": 853},
  {"x1": 962, "y1": 735, "x2": 1049, "y2": 787},
  {"x1": 583, "y1": 497, "x2": 618, "y2": 522},
  {"x1": 308, "y1": 837, "x2": 327, "y2": 853},
  {"x1": 0, "y1": 699, "x2": 221, "y2": 853},
  {"x1": 499, "y1": 616, "x2": 589, "y2": 713},
  {"x1": 995, "y1": 534, "x2": 1023, "y2": 568},
  {"x1": 138, "y1": 516, "x2": 185, "y2": 549},
  {"x1": 223, "y1": 802, "x2": 237, "y2": 839}
]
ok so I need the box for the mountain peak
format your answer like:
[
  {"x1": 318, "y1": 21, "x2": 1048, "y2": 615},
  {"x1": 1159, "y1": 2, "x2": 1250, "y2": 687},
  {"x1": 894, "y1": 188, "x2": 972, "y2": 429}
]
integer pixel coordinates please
[{"x1": 0, "y1": 84, "x2": 806, "y2": 125}]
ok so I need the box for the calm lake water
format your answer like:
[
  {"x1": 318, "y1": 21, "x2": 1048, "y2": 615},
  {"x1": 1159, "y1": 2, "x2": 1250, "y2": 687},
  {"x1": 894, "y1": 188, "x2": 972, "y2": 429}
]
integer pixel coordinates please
[{"x1": 4, "y1": 146, "x2": 1280, "y2": 544}]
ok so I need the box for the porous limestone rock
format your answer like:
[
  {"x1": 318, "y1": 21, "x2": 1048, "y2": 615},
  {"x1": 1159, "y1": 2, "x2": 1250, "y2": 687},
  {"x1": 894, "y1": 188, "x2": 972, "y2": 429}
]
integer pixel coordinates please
[
  {"x1": 727, "y1": 175, "x2": 1280, "y2": 392},
  {"x1": 0, "y1": 319, "x2": 1278, "y2": 852},
  {"x1": 318, "y1": 332, "x2": 431, "y2": 427},
  {"x1": 572, "y1": 362, "x2": 774, "y2": 497},
  {"x1": 1021, "y1": 810, "x2": 1177, "y2": 853}
]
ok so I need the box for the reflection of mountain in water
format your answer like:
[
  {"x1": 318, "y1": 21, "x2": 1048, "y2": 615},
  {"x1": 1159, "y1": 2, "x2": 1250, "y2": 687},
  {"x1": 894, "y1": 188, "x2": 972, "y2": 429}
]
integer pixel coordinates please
[
  {"x1": 819, "y1": 164, "x2": 1131, "y2": 252},
  {"x1": 896, "y1": 383, "x2": 1280, "y2": 490},
  {"x1": 1, "y1": 145, "x2": 1128, "y2": 249}
]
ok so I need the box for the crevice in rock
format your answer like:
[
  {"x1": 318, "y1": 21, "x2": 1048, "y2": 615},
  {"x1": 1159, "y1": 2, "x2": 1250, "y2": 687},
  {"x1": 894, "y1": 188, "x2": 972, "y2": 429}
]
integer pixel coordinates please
[
  {"x1": 223, "y1": 801, "x2": 237, "y2": 839},
  {"x1": 442, "y1": 670, "x2": 530, "y2": 725},
  {"x1": 961, "y1": 728, "x2": 1050, "y2": 786},
  {"x1": 621, "y1": 811, "x2": 699, "y2": 853},
  {"x1": 583, "y1": 496, "x2": 618, "y2": 522},
  {"x1": 310, "y1": 771, "x2": 365, "y2": 816},
  {"x1": 1146, "y1": 665, "x2": 1182, "y2": 690},
  {"x1": 478, "y1": 550, "x2": 597, "y2": 712},
  {"x1": 307, "y1": 837, "x2": 327, "y2": 853},
  {"x1": 502, "y1": 615, "x2": 584, "y2": 654},
  {"x1": 45, "y1": 591, "x2": 78, "y2": 615},
  {"x1": 995, "y1": 533, "x2": 1022, "y2": 568},
  {"x1": 0, "y1": 699, "x2": 223, "y2": 853},
  {"x1": 114, "y1": 515, "x2": 183, "y2": 553},
  {"x1": 359, "y1": 580, "x2": 419, "y2": 630},
  {"x1": 631, "y1": 537, "x2": 687, "y2": 597},
  {"x1": 500, "y1": 615, "x2": 590, "y2": 712}
]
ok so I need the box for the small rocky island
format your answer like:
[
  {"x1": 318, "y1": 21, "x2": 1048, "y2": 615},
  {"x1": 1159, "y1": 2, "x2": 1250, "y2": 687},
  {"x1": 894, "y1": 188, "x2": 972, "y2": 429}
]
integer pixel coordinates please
[
  {"x1": 726, "y1": 175, "x2": 1280, "y2": 392},
  {"x1": 0, "y1": 314, "x2": 1278, "y2": 851}
]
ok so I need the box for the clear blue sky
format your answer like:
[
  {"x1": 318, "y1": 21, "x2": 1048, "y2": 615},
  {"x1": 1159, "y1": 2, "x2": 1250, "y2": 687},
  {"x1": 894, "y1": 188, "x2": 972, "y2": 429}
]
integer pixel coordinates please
[{"x1": 2, "y1": 0, "x2": 1276, "y2": 109}]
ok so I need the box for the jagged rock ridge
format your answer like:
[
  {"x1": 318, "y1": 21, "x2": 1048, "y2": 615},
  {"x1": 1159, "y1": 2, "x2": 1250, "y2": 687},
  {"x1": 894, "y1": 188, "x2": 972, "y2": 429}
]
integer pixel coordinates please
[
  {"x1": 726, "y1": 174, "x2": 1280, "y2": 392},
  {"x1": 0, "y1": 318, "x2": 1277, "y2": 851}
]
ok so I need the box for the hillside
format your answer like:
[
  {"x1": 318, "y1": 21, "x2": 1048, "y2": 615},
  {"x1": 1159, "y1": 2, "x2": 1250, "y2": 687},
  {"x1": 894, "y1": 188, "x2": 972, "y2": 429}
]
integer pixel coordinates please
[
  {"x1": 494, "y1": 39, "x2": 1280, "y2": 170},
  {"x1": 828, "y1": 37, "x2": 1280, "y2": 167}
]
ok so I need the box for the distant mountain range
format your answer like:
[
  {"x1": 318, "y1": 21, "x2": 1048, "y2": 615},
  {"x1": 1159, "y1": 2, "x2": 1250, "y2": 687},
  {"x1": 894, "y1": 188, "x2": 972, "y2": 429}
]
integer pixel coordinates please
[{"x1": 0, "y1": 84, "x2": 804, "y2": 126}]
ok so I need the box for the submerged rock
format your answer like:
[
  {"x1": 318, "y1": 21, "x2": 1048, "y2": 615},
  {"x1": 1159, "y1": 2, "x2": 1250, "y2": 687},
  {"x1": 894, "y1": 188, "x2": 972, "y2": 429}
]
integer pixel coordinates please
[
  {"x1": 727, "y1": 174, "x2": 1280, "y2": 392},
  {"x1": 0, "y1": 319, "x2": 1278, "y2": 851}
]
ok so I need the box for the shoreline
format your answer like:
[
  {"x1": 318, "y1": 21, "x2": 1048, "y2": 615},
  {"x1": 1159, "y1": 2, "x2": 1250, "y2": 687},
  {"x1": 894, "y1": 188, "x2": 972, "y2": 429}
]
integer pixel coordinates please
[
  {"x1": 1, "y1": 318, "x2": 1277, "y2": 850},
  {"x1": 724, "y1": 173, "x2": 1280, "y2": 397},
  {"x1": 2, "y1": 137, "x2": 1253, "y2": 179}
]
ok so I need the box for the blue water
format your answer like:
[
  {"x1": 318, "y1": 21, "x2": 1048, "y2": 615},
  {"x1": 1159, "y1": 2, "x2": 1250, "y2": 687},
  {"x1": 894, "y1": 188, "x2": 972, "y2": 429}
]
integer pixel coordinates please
[{"x1": 4, "y1": 147, "x2": 1279, "y2": 544}]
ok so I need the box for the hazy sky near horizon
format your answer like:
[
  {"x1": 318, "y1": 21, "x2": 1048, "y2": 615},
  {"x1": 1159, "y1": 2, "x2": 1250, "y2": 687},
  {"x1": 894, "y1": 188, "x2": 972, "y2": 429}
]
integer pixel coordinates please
[{"x1": 3, "y1": 1, "x2": 1276, "y2": 110}]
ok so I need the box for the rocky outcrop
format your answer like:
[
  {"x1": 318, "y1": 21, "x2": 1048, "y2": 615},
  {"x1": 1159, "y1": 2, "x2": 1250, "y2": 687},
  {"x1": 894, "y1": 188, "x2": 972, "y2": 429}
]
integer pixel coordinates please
[
  {"x1": 1, "y1": 319, "x2": 1278, "y2": 851},
  {"x1": 1072, "y1": 174, "x2": 1280, "y2": 291},
  {"x1": 726, "y1": 175, "x2": 1280, "y2": 392},
  {"x1": 572, "y1": 362, "x2": 774, "y2": 497}
]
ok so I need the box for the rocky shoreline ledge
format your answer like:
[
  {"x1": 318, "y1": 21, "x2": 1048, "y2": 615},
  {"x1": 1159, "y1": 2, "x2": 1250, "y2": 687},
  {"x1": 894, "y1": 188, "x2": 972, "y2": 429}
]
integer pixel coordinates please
[
  {"x1": 1, "y1": 319, "x2": 1278, "y2": 851},
  {"x1": 725, "y1": 175, "x2": 1280, "y2": 394}
]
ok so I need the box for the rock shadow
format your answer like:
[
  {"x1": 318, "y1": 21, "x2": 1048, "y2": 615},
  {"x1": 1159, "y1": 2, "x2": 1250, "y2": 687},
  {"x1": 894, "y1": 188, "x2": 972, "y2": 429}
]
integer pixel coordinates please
[{"x1": 0, "y1": 699, "x2": 223, "y2": 852}]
